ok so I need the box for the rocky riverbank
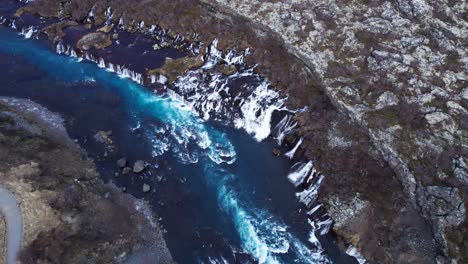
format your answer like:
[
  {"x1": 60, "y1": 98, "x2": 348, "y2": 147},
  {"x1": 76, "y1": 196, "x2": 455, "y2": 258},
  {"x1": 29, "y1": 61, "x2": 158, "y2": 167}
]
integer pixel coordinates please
[
  {"x1": 6, "y1": 0, "x2": 467, "y2": 263},
  {"x1": 0, "y1": 97, "x2": 174, "y2": 263},
  {"x1": 0, "y1": 215, "x2": 5, "y2": 264}
]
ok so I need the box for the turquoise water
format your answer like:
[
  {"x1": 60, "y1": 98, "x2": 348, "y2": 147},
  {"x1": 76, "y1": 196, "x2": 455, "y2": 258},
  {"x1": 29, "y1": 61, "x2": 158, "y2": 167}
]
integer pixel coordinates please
[{"x1": 0, "y1": 26, "x2": 353, "y2": 263}]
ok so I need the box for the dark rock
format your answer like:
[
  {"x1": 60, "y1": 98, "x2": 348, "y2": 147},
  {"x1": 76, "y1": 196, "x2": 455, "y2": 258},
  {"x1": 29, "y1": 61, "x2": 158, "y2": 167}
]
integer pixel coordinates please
[
  {"x1": 122, "y1": 167, "x2": 131, "y2": 175},
  {"x1": 272, "y1": 148, "x2": 281, "y2": 157},
  {"x1": 117, "y1": 158, "x2": 127, "y2": 168},
  {"x1": 133, "y1": 160, "x2": 146, "y2": 173}
]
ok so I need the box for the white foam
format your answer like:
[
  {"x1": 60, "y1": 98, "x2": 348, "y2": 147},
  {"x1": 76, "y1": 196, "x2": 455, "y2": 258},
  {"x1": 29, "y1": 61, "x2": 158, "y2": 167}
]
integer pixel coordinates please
[
  {"x1": 224, "y1": 49, "x2": 244, "y2": 65},
  {"x1": 19, "y1": 26, "x2": 36, "y2": 39},
  {"x1": 233, "y1": 81, "x2": 284, "y2": 141},
  {"x1": 346, "y1": 246, "x2": 367, "y2": 264},
  {"x1": 202, "y1": 38, "x2": 222, "y2": 70}
]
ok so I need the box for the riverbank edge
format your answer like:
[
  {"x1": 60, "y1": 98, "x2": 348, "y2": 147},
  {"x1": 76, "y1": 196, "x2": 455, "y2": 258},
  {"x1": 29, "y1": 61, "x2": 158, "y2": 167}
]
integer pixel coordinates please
[{"x1": 0, "y1": 96, "x2": 175, "y2": 263}]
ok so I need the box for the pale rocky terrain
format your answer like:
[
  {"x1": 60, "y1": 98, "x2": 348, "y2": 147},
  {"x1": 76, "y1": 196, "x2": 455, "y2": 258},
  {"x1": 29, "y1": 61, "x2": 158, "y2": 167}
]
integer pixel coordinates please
[{"x1": 205, "y1": 0, "x2": 468, "y2": 262}]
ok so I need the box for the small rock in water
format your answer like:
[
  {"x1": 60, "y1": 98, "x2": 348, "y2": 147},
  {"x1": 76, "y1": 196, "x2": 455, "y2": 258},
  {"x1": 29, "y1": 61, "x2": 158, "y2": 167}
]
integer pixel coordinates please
[
  {"x1": 114, "y1": 172, "x2": 119, "y2": 177},
  {"x1": 93, "y1": 130, "x2": 113, "y2": 144},
  {"x1": 117, "y1": 158, "x2": 127, "y2": 168},
  {"x1": 273, "y1": 148, "x2": 282, "y2": 157},
  {"x1": 122, "y1": 167, "x2": 131, "y2": 175},
  {"x1": 142, "y1": 183, "x2": 151, "y2": 193},
  {"x1": 133, "y1": 160, "x2": 146, "y2": 173}
]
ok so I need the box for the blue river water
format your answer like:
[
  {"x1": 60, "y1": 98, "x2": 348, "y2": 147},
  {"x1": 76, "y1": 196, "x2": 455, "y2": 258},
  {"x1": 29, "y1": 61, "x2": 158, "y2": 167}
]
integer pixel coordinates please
[{"x1": 0, "y1": 26, "x2": 353, "y2": 263}]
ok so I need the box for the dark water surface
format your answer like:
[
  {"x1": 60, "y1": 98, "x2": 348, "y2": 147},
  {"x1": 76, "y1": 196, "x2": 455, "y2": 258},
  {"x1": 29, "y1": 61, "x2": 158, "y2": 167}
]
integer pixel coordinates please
[{"x1": 0, "y1": 26, "x2": 353, "y2": 264}]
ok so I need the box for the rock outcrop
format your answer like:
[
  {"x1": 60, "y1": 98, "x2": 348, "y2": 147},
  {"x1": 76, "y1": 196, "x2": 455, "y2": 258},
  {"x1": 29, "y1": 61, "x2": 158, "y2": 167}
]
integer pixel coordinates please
[
  {"x1": 77, "y1": 32, "x2": 112, "y2": 50},
  {"x1": 0, "y1": 215, "x2": 5, "y2": 264}
]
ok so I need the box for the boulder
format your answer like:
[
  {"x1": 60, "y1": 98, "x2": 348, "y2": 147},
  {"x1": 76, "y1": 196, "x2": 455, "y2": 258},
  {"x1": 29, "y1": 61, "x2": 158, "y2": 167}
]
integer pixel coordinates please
[
  {"x1": 133, "y1": 160, "x2": 146, "y2": 173},
  {"x1": 122, "y1": 167, "x2": 131, "y2": 175},
  {"x1": 116, "y1": 158, "x2": 127, "y2": 168},
  {"x1": 142, "y1": 184, "x2": 151, "y2": 193},
  {"x1": 93, "y1": 130, "x2": 113, "y2": 145},
  {"x1": 77, "y1": 32, "x2": 112, "y2": 50},
  {"x1": 272, "y1": 148, "x2": 281, "y2": 157}
]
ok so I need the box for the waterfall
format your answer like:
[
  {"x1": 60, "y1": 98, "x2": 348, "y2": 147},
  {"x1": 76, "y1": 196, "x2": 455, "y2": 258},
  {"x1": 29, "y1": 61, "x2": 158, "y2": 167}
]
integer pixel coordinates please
[
  {"x1": 287, "y1": 161, "x2": 313, "y2": 187},
  {"x1": 296, "y1": 174, "x2": 324, "y2": 208},
  {"x1": 104, "y1": 7, "x2": 113, "y2": 25},
  {"x1": 274, "y1": 115, "x2": 297, "y2": 145},
  {"x1": 98, "y1": 58, "x2": 106, "y2": 68},
  {"x1": 202, "y1": 38, "x2": 222, "y2": 70},
  {"x1": 19, "y1": 26, "x2": 36, "y2": 39},
  {"x1": 285, "y1": 137, "x2": 303, "y2": 159}
]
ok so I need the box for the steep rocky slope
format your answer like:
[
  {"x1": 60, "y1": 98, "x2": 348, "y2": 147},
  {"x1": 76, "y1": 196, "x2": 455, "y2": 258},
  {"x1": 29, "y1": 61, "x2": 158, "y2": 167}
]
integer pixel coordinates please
[
  {"x1": 9, "y1": 0, "x2": 468, "y2": 262},
  {"x1": 204, "y1": 1, "x2": 468, "y2": 262}
]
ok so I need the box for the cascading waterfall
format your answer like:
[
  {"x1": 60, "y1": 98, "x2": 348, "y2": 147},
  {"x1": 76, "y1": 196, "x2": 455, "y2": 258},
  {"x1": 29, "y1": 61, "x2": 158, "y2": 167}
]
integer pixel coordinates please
[
  {"x1": 274, "y1": 114, "x2": 297, "y2": 145},
  {"x1": 285, "y1": 137, "x2": 303, "y2": 159}
]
